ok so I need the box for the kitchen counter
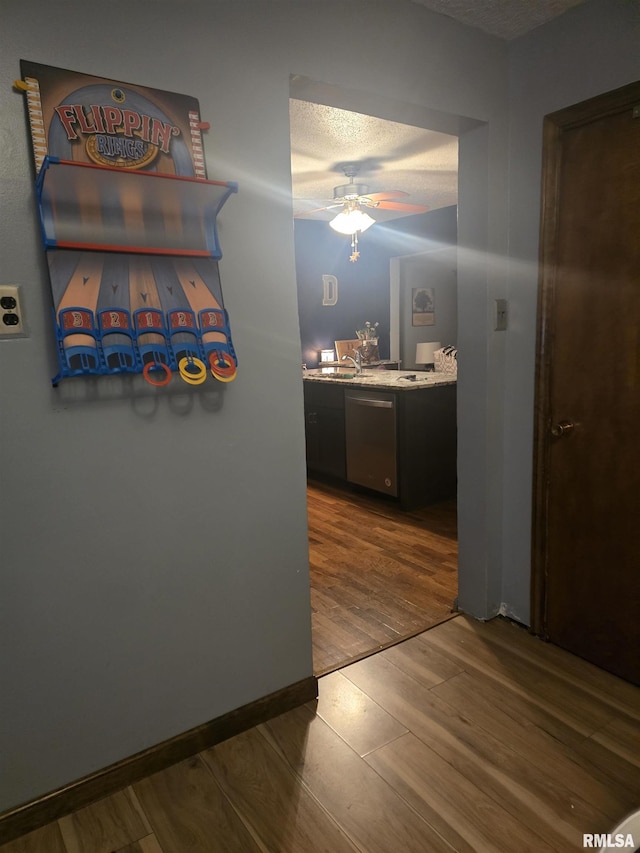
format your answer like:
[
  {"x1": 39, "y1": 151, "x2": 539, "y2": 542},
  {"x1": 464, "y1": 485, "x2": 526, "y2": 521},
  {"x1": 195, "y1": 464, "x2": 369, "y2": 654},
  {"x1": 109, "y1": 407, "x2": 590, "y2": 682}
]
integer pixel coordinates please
[
  {"x1": 303, "y1": 369, "x2": 457, "y2": 509},
  {"x1": 303, "y1": 368, "x2": 456, "y2": 391}
]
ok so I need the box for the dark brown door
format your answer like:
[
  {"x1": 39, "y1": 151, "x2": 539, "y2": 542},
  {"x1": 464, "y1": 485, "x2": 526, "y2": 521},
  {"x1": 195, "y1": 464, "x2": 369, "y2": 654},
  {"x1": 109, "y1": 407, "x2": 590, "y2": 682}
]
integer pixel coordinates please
[{"x1": 532, "y1": 82, "x2": 640, "y2": 685}]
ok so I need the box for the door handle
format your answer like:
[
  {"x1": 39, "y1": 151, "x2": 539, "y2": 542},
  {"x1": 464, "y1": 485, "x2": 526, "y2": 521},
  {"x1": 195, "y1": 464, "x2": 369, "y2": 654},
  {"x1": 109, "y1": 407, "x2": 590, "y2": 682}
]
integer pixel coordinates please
[
  {"x1": 347, "y1": 397, "x2": 394, "y2": 408},
  {"x1": 551, "y1": 420, "x2": 575, "y2": 437}
]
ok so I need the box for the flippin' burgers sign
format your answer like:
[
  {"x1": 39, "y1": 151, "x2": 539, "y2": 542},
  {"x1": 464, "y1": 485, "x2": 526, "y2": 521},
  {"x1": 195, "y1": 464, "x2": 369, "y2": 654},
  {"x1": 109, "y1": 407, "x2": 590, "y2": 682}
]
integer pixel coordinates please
[
  {"x1": 20, "y1": 61, "x2": 207, "y2": 178},
  {"x1": 55, "y1": 94, "x2": 181, "y2": 168}
]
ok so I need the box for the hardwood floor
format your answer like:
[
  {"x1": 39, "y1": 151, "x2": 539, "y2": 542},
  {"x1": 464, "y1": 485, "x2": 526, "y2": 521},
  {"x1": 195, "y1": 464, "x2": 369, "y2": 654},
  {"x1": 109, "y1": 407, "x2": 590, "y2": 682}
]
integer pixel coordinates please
[
  {"x1": 4, "y1": 615, "x2": 639, "y2": 852},
  {"x1": 307, "y1": 478, "x2": 458, "y2": 675}
]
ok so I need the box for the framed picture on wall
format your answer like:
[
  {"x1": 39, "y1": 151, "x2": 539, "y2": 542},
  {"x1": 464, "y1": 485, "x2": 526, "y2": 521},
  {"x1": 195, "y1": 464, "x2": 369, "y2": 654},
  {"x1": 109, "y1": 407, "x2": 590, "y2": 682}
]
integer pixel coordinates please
[{"x1": 412, "y1": 287, "x2": 435, "y2": 326}]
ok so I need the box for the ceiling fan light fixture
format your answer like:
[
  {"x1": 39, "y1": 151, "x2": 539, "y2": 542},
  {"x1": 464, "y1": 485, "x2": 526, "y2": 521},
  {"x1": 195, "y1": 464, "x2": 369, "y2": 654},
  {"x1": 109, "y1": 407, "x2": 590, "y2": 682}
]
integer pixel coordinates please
[{"x1": 329, "y1": 208, "x2": 375, "y2": 235}]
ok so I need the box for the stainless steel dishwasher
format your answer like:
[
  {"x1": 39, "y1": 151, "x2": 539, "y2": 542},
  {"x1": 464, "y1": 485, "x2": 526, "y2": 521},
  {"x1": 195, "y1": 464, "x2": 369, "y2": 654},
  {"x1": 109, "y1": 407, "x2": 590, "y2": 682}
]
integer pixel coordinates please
[{"x1": 344, "y1": 389, "x2": 397, "y2": 497}]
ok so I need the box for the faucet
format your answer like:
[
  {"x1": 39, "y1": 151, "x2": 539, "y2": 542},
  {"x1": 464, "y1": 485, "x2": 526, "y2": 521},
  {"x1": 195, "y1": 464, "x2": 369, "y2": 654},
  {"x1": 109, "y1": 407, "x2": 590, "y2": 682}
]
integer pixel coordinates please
[{"x1": 341, "y1": 352, "x2": 363, "y2": 374}]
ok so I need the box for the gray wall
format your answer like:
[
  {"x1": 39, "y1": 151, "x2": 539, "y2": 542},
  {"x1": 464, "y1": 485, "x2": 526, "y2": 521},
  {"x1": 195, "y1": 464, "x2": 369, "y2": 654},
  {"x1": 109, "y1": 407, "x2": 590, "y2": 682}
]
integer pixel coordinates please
[
  {"x1": 397, "y1": 248, "x2": 457, "y2": 370},
  {"x1": 4, "y1": 0, "x2": 634, "y2": 815},
  {"x1": 0, "y1": 0, "x2": 507, "y2": 812},
  {"x1": 501, "y1": 0, "x2": 640, "y2": 620}
]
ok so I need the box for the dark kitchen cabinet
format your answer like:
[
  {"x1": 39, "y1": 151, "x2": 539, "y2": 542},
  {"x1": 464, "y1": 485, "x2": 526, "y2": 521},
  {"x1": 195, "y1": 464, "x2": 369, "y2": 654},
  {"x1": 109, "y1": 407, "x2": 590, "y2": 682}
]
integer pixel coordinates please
[
  {"x1": 303, "y1": 381, "x2": 346, "y2": 480},
  {"x1": 303, "y1": 378, "x2": 456, "y2": 509},
  {"x1": 396, "y1": 384, "x2": 457, "y2": 509}
]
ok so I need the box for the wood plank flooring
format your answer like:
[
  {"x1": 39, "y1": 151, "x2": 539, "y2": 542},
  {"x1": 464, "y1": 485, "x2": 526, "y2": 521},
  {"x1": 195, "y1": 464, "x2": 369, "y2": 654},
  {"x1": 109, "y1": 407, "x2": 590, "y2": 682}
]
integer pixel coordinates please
[
  {"x1": 307, "y1": 479, "x2": 458, "y2": 674},
  {"x1": 3, "y1": 615, "x2": 639, "y2": 853}
]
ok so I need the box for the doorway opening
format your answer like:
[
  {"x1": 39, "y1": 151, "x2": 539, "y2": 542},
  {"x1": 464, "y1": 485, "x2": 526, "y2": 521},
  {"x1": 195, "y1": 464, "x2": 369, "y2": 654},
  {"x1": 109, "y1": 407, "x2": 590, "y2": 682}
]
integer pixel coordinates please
[{"x1": 290, "y1": 76, "x2": 463, "y2": 675}]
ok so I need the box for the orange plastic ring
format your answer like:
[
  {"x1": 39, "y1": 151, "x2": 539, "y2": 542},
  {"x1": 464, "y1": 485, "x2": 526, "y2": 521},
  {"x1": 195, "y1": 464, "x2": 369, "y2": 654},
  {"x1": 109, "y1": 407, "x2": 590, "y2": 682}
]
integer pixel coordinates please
[
  {"x1": 208, "y1": 350, "x2": 237, "y2": 379},
  {"x1": 143, "y1": 361, "x2": 172, "y2": 386}
]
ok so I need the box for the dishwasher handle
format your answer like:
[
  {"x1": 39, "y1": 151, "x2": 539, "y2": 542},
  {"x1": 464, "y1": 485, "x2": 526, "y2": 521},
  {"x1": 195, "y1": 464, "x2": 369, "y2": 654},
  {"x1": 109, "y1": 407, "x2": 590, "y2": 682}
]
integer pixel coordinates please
[{"x1": 346, "y1": 395, "x2": 394, "y2": 409}]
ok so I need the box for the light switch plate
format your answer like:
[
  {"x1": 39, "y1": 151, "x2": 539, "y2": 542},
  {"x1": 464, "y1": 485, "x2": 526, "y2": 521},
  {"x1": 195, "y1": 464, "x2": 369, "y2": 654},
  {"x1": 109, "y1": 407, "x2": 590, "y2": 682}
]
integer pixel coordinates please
[
  {"x1": 0, "y1": 285, "x2": 27, "y2": 338},
  {"x1": 495, "y1": 298, "x2": 508, "y2": 331}
]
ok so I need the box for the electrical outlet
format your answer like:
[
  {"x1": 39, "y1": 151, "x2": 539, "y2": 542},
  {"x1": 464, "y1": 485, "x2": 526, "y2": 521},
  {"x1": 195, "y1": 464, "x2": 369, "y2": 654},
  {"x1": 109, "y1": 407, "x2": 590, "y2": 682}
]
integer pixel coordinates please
[{"x1": 0, "y1": 285, "x2": 27, "y2": 338}]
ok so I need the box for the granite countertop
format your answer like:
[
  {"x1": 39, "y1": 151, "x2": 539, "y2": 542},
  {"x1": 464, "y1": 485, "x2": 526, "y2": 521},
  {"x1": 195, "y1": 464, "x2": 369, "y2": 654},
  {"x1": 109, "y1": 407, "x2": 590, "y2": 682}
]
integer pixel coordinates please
[
  {"x1": 303, "y1": 368, "x2": 456, "y2": 391},
  {"x1": 317, "y1": 360, "x2": 400, "y2": 369}
]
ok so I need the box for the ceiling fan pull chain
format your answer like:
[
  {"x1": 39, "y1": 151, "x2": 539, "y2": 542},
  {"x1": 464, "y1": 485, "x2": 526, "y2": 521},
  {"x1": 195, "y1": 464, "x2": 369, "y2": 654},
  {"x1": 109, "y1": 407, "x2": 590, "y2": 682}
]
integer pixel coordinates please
[{"x1": 350, "y1": 231, "x2": 360, "y2": 263}]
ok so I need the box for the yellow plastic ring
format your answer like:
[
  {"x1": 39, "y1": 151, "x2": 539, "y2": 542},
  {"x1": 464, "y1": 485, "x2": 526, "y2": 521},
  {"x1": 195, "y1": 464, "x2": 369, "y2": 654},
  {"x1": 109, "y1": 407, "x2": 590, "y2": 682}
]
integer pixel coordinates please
[
  {"x1": 179, "y1": 372, "x2": 207, "y2": 385},
  {"x1": 212, "y1": 369, "x2": 237, "y2": 383},
  {"x1": 178, "y1": 356, "x2": 207, "y2": 384}
]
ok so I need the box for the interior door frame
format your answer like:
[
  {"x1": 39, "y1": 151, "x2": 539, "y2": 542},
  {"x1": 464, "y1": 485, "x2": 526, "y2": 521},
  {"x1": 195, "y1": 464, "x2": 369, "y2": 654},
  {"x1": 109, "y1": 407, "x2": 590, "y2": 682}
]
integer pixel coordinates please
[{"x1": 530, "y1": 81, "x2": 640, "y2": 637}]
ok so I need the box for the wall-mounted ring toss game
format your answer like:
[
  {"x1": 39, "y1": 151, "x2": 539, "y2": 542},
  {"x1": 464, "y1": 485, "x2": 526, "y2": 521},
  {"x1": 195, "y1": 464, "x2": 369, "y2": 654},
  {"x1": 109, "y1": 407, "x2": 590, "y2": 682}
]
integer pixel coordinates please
[{"x1": 16, "y1": 61, "x2": 239, "y2": 386}]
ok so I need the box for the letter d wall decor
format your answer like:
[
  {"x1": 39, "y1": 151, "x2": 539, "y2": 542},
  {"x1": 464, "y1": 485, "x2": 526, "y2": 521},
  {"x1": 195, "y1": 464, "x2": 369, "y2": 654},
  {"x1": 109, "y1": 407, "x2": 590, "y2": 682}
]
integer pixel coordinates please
[{"x1": 322, "y1": 274, "x2": 338, "y2": 306}]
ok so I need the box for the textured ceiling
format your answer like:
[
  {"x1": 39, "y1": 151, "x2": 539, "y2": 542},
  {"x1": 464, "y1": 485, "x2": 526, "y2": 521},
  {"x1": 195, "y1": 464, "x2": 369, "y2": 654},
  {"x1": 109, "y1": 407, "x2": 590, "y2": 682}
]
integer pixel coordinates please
[
  {"x1": 290, "y1": 0, "x2": 588, "y2": 222},
  {"x1": 290, "y1": 100, "x2": 459, "y2": 222},
  {"x1": 409, "y1": 0, "x2": 586, "y2": 40}
]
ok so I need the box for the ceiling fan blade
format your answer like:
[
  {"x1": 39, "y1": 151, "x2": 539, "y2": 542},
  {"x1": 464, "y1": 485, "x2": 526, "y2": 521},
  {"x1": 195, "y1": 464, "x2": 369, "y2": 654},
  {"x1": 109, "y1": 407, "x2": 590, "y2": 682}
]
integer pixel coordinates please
[
  {"x1": 294, "y1": 203, "x2": 343, "y2": 218},
  {"x1": 364, "y1": 190, "x2": 409, "y2": 202},
  {"x1": 376, "y1": 201, "x2": 430, "y2": 213}
]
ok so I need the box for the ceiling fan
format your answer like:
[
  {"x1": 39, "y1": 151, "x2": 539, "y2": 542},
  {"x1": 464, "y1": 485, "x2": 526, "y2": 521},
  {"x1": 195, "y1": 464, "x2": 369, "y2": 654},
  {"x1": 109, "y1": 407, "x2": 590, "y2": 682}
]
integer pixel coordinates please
[{"x1": 297, "y1": 164, "x2": 429, "y2": 262}]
